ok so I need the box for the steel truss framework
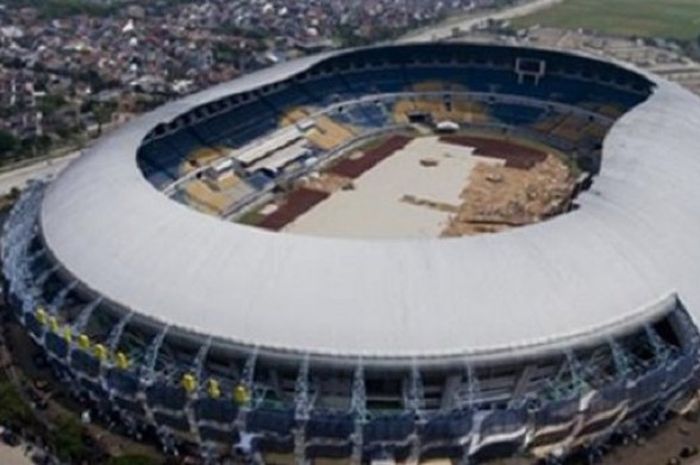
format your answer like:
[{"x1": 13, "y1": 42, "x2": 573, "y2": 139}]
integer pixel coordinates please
[{"x1": 3, "y1": 184, "x2": 700, "y2": 465}]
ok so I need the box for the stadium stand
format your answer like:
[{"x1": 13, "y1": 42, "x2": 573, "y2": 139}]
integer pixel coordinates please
[{"x1": 11, "y1": 43, "x2": 696, "y2": 465}]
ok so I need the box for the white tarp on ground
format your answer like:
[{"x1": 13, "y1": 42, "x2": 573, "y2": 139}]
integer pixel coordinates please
[{"x1": 286, "y1": 137, "x2": 501, "y2": 238}]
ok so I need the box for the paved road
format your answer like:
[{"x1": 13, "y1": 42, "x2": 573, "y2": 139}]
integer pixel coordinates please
[
  {"x1": 399, "y1": 0, "x2": 563, "y2": 43},
  {"x1": 0, "y1": 152, "x2": 81, "y2": 197},
  {"x1": 0, "y1": 442, "x2": 34, "y2": 465}
]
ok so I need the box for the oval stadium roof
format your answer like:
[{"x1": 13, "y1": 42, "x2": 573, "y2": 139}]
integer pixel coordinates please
[{"x1": 38, "y1": 44, "x2": 700, "y2": 362}]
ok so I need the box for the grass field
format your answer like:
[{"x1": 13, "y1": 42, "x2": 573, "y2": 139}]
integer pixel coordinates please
[{"x1": 511, "y1": 0, "x2": 700, "y2": 41}]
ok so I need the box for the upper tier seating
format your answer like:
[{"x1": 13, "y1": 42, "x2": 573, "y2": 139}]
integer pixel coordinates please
[{"x1": 138, "y1": 45, "x2": 651, "y2": 190}]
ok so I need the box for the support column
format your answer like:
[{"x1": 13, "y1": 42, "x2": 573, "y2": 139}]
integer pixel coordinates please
[
  {"x1": 139, "y1": 325, "x2": 170, "y2": 426},
  {"x1": 406, "y1": 363, "x2": 425, "y2": 464},
  {"x1": 188, "y1": 338, "x2": 213, "y2": 461},
  {"x1": 645, "y1": 324, "x2": 672, "y2": 366},
  {"x1": 35, "y1": 263, "x2": 60, "y2": 288},
  {"x1": 294, "y1": 356, "x2": 311, "y2": 465},
  {"x1": 101, "y1": 310, "x2": 134, "y2": 396},
  {"x1": 609, "y1": 340, "x2": 632, "y2": 380},
  {"x1": 233, "y1": 349, "x2": 260, "y2": 463},
  {"x1": 72, "y1": 299, "x2": 102, "y2": 334},
  {"x1": 565, "y1": 351, "x2": 588, "y2": 396},
  {"x1": 48, "y1": 281, "x2": 78, "y2": 315},
  {"x1": 234, "y1": 348, "x2": 258, "y2": 432},
  {"x1": 66, "y1": 299, "x2": 102, "y2": 366}
]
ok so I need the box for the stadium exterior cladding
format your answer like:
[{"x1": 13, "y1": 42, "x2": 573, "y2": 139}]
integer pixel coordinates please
[{"x1": 3, "y1": 43, "x2": 700, "y2": 463}]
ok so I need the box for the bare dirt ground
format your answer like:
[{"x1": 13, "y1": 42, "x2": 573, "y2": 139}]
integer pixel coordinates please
[
  {"x1": 0, "y1": 442, "x2": 33, "y2": 465},
  {"x1": 443, "y1": 153, "x2": 576, "y2": 237}
]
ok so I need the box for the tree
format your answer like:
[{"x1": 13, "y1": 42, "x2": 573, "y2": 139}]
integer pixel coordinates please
[
  {"x1": 0, "y1": 130, "x2": 18, "y2": 157},
  {"x1": 37, "y1": 93, "x2": 67, "y2": 116},
  {"x1": 0, "y1": 382, "x2": 33, "y2": 428},
  {"x1": 92, "y1": 101, "x2": 117, "y2": 134},
  {"x1": 51, "y1": 416, "x2": 89, "y2": 463}
]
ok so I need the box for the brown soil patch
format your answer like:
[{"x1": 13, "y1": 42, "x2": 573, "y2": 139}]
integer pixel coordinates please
[
  {"x1": 440, "y1": 135, "x2": 548, "y2": 169},
  {"x1": 258, "y1": 188, "x2": 330, "y2": 231},
  {"x1": 443, "y1": 153, "x2": 576, "y2": 237},
  {"x1": 329, "y1": 134, "x2": 412, "y2": 179}
]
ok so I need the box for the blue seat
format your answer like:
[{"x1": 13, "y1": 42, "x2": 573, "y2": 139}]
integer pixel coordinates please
[
  {"x1": 79, "y1": 377, "x2": 106, "y2": 399},
  {"x1": 116, "y1": 396, "x2": 146, "y2": 416},
  {"x1": 200, "y1": 426, "x2": 237, "y2": 443},
  {"x1": 195, "y1": 398, "x2": 238, "y2": 424},
  {"x1": 300, "y1": 75, "x2": 356, "y2": 102},
  {"x1": 363, "y1": 414, "x2": 414, "y2": 443},
  {"x1": 24, "y1": 312, "x2": 44, "y2": 339},
  {"x1": 631, "y1": 366, "x2": 668, "y2": 403},
  {"x1": 137, "y1": 142, "x2": 181, "y2": 184},
  {"x1": 45, "y1": 332, "x2": 69, "y2": 359},
  {"x1": 490, "y1": 103, "x2": 545, "y2": 125},
  {"x1": 305, "y1": 412, "x2": 354, "y2": 440},
  {"x1": 191, "y1": 101, "x2": 277, "y2": 146},
  {"x1": 344, "y1": 69, "x2": 405, "y2": 94},
  {"x1": 154, "y1": 411, "x2": 190, "y2": 432},
  {"x1": 254, "y1": 435, "x2": 294, "y2": 453},
  {"x1": 107, "y1": 369, "x2": 140, "y2": 396},
  {"x1": 247, "y1": 408, "x2": 296, "y2": 436},
  {"x1": 71, "y1": 349, "x2": 101, "y2": 378},
  {"x1": 146, "y1": 383, "x2": 188, "y2": 411},
  {"x1": 534, "y1": 398, "x2": 579, "y2": 427},
  {"x1": 264, "y1": 86, "x2": 312, "y2": 112},
  {"x1": 421, "y1": 409, "x2": 473, "y2": 442},
  {"x1": 668, "y1": 353, "x2": 695, "y2": 386},
  {"x1": 480, "y1": 408, "x2": 527, "y2": 436},
  {"x1": 307, "y1": 444, "x2": 353, "y2": 459}
]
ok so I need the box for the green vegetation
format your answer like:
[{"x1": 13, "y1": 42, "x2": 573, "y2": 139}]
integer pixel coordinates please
[
  {"x1": 238, "y1": 208, "x2": 266, "y2": 226},
  {"x1": 335, "y1": 24, "x2": 414, "y2": 47},
  {"x1": 51, "y1": 416, "x2": 89, "y2": 463},
  {"x1": 214, "y1": 42, "x2": 245, "y2": 65},
  {"x1": 511, "y1": 0, "x2": 700, "y2": 40},
  {"x1": 38, "y1": 94, "x2": 68, "y2": 115},
  {"x1": 0, "y1": 130, "x2": 19, "y2": 158},
  {"x1": 84, "y1": 100, "x2": 118, "y2": 131},
  {"x1": 216, "y1": 24, "x2": 266, "y2": 41},
  {"x1": 0, "y1": 381, "x2": 34, "y2": 427}
]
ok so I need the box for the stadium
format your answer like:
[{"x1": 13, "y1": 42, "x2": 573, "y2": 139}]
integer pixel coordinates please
[{"x1": 3, "y1": 42, "x2": 700, "y2": 464}]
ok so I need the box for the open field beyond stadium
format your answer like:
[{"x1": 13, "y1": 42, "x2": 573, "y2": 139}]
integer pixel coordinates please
[{"x1": 511, "y1": 0, "x2": 700, "y2": 40}]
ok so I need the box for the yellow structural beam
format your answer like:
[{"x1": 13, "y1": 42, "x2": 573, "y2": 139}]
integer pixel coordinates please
[
  {"x1": 182, "y1": 373, "x2": 198, "y2": 393},
  {"x1": 207, "y1": 379, "x2": 221, "y2": 399},
  {"x1": 115, "y1": 352, "x2": 129, "y2": 370},
  {"x1": 35, "y1": 307, "x2": 48, "y2": 325},
  {"x1": 78, "y1": 334, "x2": 90, "y2": 350},
  {"x1": 233, "y1": 384, "x2": 250, "y2": 405},
  {"x1": 93, "y1": 344, "x2": 108, "y2": 361}
]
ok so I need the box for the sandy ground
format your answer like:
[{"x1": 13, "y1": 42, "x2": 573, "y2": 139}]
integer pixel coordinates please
[
  {"x1": 443, "y1": 153, "x2": 574, "y2": 236},
  {"x1": 0, "y1": 442, "x2": 34, "y2": 465},
  {"x1": 399, "y1": 0, "x2": 563, "y2": 43},
  {"x1": 286, "y1": 136, "x2": 500, "y2": 238}
]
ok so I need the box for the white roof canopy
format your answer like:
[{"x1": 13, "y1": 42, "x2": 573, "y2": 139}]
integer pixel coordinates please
[{"x1": 39, "y1": 46, "x2": 700, "y2": 361}]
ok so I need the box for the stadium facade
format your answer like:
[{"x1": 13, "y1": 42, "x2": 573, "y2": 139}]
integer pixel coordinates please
[{"x1": 3, "y1": 43, "x2": 700, "y2": 464}]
